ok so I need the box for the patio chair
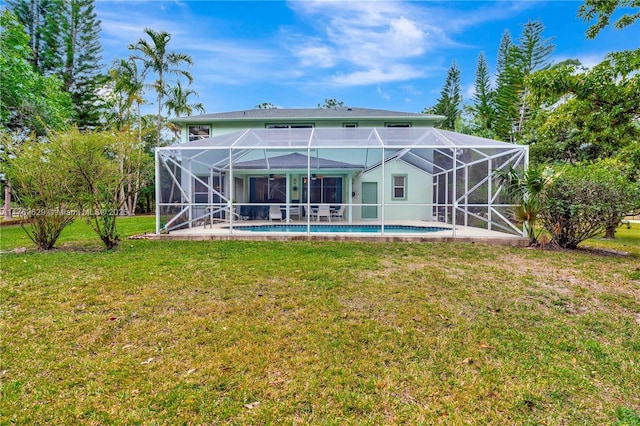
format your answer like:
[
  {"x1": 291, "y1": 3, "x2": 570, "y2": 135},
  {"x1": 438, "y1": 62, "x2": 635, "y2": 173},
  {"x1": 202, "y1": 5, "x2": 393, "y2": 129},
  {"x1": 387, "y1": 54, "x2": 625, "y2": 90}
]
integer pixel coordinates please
[
  {"x1": 289, "y1": 205, "x2": 302, "y2": 220},
  {"x1": 269, "y1": 205, "x2": 283, "y2": 221},
  {"x1": 315, "y1": 204, "x2": 331, "y2": 222},
  {"x1": 331, "y1": 205, "x2": 345, "y2": 221}
]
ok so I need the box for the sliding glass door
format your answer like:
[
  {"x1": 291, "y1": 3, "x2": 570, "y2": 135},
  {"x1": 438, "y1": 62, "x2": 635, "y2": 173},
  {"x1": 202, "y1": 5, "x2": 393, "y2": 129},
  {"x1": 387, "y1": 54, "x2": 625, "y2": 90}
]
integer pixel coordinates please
[{"x1": 302, "y1": 176, "x2": 343, "y2": 204}]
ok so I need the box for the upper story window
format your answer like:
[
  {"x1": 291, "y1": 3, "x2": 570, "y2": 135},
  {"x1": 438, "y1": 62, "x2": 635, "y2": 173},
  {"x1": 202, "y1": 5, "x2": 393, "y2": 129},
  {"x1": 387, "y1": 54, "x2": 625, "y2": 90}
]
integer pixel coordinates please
[
  {"x1": 265, "y1": 124, "x2": 314, "y2": 129},
  {"x1": 385, "y1": 123, "x2": 411, "y2": 128},
  {"x1": 188, "y1": 125, "x2": 210, "y2": 141},
  {"x1": 392, "y1": 175, "x2": 407, "y2": 200}
]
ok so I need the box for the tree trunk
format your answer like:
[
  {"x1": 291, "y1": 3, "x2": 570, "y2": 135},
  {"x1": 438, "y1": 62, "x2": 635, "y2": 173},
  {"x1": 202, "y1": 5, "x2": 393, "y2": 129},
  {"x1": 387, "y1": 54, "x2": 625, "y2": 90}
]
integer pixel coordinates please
[
  {"x1": 156, "y1": 69, "x2": 163, "y2": 147},
  {"x1": 4, "y1": 180, "x2": 12, "y2": 219},
  {"x1": 604, "y1": 225, "x2": 617, "y2": 239}
]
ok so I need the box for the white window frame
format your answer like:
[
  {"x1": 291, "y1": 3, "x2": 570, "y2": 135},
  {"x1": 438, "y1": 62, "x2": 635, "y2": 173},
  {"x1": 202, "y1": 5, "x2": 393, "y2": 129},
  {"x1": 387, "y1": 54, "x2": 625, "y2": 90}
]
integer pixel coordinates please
[
  {"x1": 392, "y1": 174, "x2": 407, "y2": 200},
  {"x1": 385, "y1": 123, "x2": 411, "y2": 128},
  {"x1": 265, "y1": 123, "x2": 314, "y2": 129},
  {"x1": 188, "y1": 125, "x2": 210, "y2": 141}
]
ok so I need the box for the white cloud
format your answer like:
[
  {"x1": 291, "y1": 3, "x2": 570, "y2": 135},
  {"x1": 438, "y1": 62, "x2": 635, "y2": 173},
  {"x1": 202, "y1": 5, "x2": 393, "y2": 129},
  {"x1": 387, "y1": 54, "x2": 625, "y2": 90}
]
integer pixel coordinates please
[
  {"x1": 331, "y1": 65, "x2": 425, "y2": 86},
  {"x1": 377, "y1": 86, "x2": 391, "y2": 101},
  {"x1": 464, "y1": 83, "x2": 475, "y2": 101},
  {"x1": 400, "y1": 85, "x2": 423, "y2": 97},
  {"x1": 97, "y1": 3, "x2": 290, "y2": 86},
  {"x1": 296, "y1": 44, "x2": 337, "y2": 68},
  {"x1": 94, "y1": 0, "x2": 539, "y2": 110},
  {"x1": 284, "y1": 0, "x2": 527, "y2": 87}
]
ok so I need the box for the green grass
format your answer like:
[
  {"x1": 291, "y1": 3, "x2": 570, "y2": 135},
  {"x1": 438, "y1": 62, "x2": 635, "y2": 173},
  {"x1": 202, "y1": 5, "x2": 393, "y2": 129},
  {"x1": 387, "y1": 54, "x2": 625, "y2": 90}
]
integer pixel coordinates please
[{"x1": 2, "y1": 217, "x2": 639, "y2": 424}]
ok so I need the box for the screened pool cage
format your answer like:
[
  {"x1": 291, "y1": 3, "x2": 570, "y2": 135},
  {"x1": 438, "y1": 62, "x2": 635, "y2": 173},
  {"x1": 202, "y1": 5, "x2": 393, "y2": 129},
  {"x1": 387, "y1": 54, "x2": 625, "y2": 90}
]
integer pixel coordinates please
[{"x1": 155, "y1": 127, "x2": 528, "y2": 238}]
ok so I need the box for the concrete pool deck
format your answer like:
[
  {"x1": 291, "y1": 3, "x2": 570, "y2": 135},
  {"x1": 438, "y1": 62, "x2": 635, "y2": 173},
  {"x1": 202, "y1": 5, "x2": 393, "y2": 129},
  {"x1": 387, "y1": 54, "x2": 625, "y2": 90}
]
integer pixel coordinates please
[{"x1": 145, "y1": 219, "x2": 529, "y2": 246}]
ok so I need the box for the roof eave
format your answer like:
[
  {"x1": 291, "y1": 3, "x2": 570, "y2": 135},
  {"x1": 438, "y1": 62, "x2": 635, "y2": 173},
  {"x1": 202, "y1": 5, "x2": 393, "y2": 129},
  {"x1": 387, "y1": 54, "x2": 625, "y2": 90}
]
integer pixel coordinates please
[{"x1": 169, "y1": 115, "x2": 446, "y2": 124}]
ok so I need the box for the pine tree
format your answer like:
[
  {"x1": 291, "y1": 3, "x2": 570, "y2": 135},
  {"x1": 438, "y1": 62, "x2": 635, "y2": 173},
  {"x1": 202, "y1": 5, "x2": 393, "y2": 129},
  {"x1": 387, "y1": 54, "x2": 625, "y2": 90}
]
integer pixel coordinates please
[
  {"x1": 512, "y1": 19, "x2": 555, "y2": 135},
  {"x1": 496, "y1": 29, "x2": 512, "y2": 76},
  {"x1": 425, "y1": 61, "x2": 462, "y2": 131},
  {"x1": 492, "y1": 22, "x2": 555, "y2": 142},
  {"x1": 5, "y1": 0, "x2": 63, "y2": 74},
  {"x1": 7, "y1": 0, "x2": 105, "y2": 128},
  {"x1": 470, "y1": 51, "x2": 494, "y2": 135},
  {"x1": 493, "y1": 30, "x2": 518, "y2": 141},
  {"x1": 60, "y1": 0, "x2": 105, "y2": 128}
]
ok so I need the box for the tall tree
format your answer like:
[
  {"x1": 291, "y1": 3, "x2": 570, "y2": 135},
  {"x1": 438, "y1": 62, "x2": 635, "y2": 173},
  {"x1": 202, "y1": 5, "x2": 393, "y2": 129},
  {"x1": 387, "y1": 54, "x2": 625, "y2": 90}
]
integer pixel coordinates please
[
  {"x1": 108, "y1": 57, "x2": 145, "y2": 132},
  {"x1": 5, "y1": 0, "x2": 63, "y2": 74},
  {"x1": 0, "y1": 10, "x2": 72, "y2": 135},
  {"x1": 578, "y1": 0, "x2": 640, "y2": 38},
  {"x1": 129, "y1": 28, "x2": 193, "y2": 147},
  {"x1": 165, "y1": 81, "x2": 204, "y2": 143},
  {"x1": 0, "y1": 10, "x2": 73, "y2": 219},
  {"x1": 7, "y1": 0, "x2": 104, "y2": 128},
  {"x1": 424, "y1": 61, "x2": 461, "y2": 131},
  {"x1": 60, "y1": 0, "x2": 104, "y2": 128},
  {"x1": 165, "y1": 81, "x2": 205, "y2": 118},
  {"x1": 513, "y1": 19, "x2": 555, "y2": 135},
  {"x1": 493, "y1": 30, "x2": 518, "y2": 141},
  {"x1": 493, "y1": 21, "x2": 555, "y2": 142},
  {"x1": 469, "y1": 51, "x2": 494, "y2": 136}
]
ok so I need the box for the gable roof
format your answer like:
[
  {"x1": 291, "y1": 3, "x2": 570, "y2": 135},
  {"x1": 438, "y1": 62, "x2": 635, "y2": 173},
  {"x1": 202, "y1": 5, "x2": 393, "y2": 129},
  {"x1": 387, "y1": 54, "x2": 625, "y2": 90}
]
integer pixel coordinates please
[
  {"x1": 170, "y1": 107, "x2": 444, "y2": 124},
  {"x1": 232, "y1": 152, "x2": 362, "y2": 170}
]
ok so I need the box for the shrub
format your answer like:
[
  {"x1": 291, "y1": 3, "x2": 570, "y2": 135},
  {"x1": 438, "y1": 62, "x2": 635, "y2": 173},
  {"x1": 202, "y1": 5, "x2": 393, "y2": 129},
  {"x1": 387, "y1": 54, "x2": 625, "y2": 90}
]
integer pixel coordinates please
[
  {"x1": 495, "y1": 165, "x2": 555, "y2": 245},
  {"x1": 541, "y1": 161, "x2": 640, "y2": 249},
  {"x1": 6, "y1": 138, "x2": 75, "y2": 250}
]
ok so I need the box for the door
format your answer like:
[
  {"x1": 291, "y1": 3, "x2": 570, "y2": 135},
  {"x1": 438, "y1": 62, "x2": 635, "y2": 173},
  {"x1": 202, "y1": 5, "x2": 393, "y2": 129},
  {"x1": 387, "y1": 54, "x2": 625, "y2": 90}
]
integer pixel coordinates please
[{"x1": 361, "y1": 182, "x2": 378, "y2": 219}]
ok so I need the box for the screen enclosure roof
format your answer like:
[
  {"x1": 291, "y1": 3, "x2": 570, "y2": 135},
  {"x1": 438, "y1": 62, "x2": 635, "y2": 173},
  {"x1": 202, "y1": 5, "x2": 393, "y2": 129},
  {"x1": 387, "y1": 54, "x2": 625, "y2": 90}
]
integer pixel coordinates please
[{"x1": 160, "y1": 127, "x2": 521, "y2": 151}]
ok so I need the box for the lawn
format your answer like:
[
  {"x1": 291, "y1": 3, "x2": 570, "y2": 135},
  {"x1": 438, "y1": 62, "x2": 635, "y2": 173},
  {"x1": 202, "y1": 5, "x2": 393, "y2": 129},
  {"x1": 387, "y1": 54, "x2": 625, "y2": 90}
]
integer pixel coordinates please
[{"x1": 1, "y1": 217, "x2": 639, "y2": 424}]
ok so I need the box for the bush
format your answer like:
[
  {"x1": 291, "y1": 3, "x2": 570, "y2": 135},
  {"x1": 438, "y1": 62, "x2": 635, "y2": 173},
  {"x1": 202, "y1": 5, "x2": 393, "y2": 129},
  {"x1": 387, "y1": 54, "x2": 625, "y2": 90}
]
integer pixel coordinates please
[
  {"x1": 6, "y1": 138, "x2": 75, "y2": 250},
  {"x1": 542, "y1": 161, "x2": 640, "y2": 249}
]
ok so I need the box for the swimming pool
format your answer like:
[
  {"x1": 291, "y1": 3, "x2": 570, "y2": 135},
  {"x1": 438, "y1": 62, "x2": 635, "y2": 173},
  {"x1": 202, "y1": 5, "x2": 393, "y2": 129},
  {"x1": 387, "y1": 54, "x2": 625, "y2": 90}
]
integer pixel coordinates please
[{"x1": 226, "y1": 224, "x2": 451, "y2": 233}]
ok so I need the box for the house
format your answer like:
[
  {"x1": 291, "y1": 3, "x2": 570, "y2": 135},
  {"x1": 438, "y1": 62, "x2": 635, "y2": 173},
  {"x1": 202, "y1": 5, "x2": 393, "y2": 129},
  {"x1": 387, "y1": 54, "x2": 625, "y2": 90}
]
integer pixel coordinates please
[
  {"x1": 158, "y1": 107, "x2": 528, "y2": 238},
  {"x1": 173, "y1": 107, "x2": 445, "y2": 140}
]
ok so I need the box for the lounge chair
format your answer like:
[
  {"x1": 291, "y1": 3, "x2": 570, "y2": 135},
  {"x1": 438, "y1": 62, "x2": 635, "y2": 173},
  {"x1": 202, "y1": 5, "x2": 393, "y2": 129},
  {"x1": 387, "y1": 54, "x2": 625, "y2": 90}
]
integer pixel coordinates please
[
  {"x1": 314, "y1": 204, "x2": 331, "y2": 222},
  {"x1": 269, "y1": 205, "x2": 283, "y2": 221}
]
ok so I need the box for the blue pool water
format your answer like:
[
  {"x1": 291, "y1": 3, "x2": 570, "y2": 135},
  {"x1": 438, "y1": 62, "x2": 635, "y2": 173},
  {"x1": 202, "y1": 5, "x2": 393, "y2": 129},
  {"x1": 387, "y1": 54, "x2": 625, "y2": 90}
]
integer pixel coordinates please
[{"x1": 227, "y1": 224, "x2": 450, "y2": 233}]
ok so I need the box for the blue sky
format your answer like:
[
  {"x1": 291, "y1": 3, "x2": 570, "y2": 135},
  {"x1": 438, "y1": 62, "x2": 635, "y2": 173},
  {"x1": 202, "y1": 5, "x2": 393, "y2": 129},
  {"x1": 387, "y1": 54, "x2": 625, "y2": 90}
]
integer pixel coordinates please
[{"x1": 96, "y1": 1, "x2": 639, "y2": 115}]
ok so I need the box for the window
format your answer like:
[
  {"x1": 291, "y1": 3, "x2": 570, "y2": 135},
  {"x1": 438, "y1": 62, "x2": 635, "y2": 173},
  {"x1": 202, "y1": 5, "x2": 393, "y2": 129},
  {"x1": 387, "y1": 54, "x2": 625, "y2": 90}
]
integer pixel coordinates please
[
  {"x1": 385, "y1": 123, "x2": 411, "y2": 128},
  {"x1": 392, "y1": 175, "x2": 407, "y2": 200},
  {"x1": 194, "y1": 176, "x2": 223, "y2": 203},
  {"x1": 249, "y1": 176, "x2": 286, "y2": 202},
  {"x1": 188, "y1": 125, "x2": 210, "y2": 141},
  {"x1": 302, "y1": 176, "x2": 343, "y2": 204},
  {"x1": 343, "y1": 123, "x2": 358, "y2": 128},
  {"x1": 265, "y1": 123, "x2": 314, "y2": 129}
]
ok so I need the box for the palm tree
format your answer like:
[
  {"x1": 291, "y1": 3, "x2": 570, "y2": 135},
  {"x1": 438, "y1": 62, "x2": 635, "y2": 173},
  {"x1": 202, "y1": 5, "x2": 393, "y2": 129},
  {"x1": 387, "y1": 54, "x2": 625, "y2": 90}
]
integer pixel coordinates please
[
  {"x1": 128, "y1": 28, "x2": 193, "y2": 147},
  {"x1": 109, "y1": 57, "x2": 145, "y2": 138},
  {"x1": 165, "y1": 81, "x2": 205, "y2": 141},
  {"x1": 495, "y1": 165, "x2": 555, "y2": 245}
]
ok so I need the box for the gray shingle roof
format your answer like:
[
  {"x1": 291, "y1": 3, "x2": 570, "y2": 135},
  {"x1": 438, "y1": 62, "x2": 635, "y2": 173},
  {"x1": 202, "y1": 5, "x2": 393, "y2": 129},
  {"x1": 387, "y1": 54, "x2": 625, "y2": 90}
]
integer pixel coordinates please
[
  {"x1": 232, "y1": 152, "x2": 362, "y2": 170},
  {"x1": 172, "y1": 107, "x2": 439, "y2": 122}
]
